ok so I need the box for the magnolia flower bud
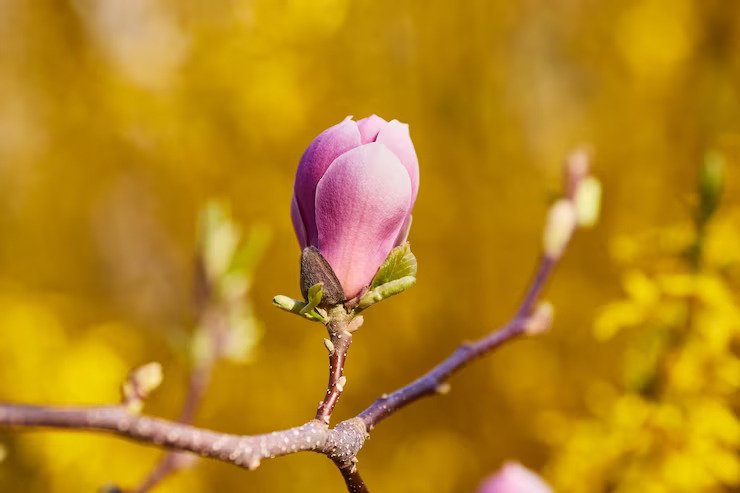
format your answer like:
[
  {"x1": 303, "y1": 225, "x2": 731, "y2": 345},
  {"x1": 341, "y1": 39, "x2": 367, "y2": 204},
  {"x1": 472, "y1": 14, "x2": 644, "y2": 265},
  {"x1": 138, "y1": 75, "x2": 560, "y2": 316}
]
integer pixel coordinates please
[
  {"x1": 291, "y1": 115, "x2": 419, "y2": 299},
  {"x1": 477, "y1": 462, "x2": 553, "y2": 493}
]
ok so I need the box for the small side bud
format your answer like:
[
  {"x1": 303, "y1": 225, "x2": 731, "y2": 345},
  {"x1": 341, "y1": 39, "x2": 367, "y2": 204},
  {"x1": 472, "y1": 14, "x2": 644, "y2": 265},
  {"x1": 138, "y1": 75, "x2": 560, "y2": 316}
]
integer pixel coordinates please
[
  {"x1": 346, "y1": 315, "x2": 364, "y2": 333},
  {"x1": 323, "y1": 338, "x2": 335, "y2": 355},
  {"x1": 435, "y1": 382, "x2": 452, "y2": 395},
  {"x1": 574, "y1": 177, "x2": 602, "y2": 228},
  {"x1": 121, "y1": 362, "x2": 163, "y2": 413},
  {"x1": 543, "y1": 200, "x2": 577, "y2": 258},
  {"x1": 565, "y1": 148, "x2": 591, "y2": 198},
  {"x1": 525, "y1": 302, "x2": 554, "y2": 336},
  {"x1": 247, "y1": 457, "x2": 261, "y2": 470},
  {"x1": 336, "y1": 375, "x2": 347, "y2": 392}
]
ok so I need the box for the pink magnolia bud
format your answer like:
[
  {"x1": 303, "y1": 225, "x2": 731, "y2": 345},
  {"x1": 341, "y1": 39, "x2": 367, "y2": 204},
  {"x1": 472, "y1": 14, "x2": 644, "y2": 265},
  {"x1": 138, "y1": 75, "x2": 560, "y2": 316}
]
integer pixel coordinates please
[
  {"x1": 291, "y1": 115, "x2": 419, "y2": 299},
  {"x1": 477, "y1": 462, "x2": 553, "y2": 493}
]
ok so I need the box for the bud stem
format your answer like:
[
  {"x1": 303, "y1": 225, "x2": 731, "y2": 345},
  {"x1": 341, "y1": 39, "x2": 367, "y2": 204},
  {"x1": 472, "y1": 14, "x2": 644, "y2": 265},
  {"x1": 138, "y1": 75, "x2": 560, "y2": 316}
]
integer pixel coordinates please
[{"x1": 315, "y1": 310, "x2": 362, "y2": 424}]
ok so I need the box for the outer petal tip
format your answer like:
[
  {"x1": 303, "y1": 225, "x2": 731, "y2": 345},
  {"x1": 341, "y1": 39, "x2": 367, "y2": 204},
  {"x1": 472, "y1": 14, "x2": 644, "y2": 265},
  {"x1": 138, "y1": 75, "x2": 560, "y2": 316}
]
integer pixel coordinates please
[
  {"x1": 356, "y1": 114, "x2": 388, "y2": 144},
  {"x1": 376, "y1": 119, "x2": 419, "y2": 203}
]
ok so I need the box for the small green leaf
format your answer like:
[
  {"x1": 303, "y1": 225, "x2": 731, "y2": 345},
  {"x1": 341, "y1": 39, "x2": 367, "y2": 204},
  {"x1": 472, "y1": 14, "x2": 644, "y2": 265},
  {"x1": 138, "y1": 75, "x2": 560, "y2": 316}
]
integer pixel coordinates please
[
  {"x1": 370, "y1": 243, "x2": 417, "y2": 289},
  {"x1": 272, "y1": 294, "x2": 324, "y2": 322},
  {"x1": 300, "y1": 283, "x2": 324, "y2": 315},
  {"x1": 358, "y1": 276, "x2": 416, "y2": 310},
  {"x1": 273, "y1": 295, "x2": 305, "y2": 313}
]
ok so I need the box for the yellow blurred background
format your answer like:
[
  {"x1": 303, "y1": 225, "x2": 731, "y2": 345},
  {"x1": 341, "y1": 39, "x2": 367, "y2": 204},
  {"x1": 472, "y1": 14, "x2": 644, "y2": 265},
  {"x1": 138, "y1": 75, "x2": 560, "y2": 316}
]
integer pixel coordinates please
[{"x1": 0, "y1": 0, "x2": 738, "y2": 492}]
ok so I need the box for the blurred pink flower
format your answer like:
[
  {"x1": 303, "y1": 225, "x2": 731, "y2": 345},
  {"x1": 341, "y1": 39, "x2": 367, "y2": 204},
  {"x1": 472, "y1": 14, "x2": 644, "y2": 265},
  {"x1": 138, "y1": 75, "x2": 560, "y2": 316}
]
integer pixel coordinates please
[
  {"x1": 291, "y1": 115, "x2": 419, "y2": 299},
  {"x1": 477, "y1": 462, "x2": 553, "y2": 493}
]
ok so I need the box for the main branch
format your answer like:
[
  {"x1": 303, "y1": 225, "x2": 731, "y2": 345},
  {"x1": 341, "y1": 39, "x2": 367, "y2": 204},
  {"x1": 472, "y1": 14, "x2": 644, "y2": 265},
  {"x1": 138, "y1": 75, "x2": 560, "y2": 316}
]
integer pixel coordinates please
[{"x1": 0, "y1": 404, "x2": 367, "y2": 471}]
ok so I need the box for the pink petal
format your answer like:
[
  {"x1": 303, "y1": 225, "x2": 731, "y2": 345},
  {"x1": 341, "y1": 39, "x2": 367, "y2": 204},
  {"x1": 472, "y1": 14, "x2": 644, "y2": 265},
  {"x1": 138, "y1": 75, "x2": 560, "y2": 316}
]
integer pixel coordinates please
[
  {"x1": 356, "y1": 114, "x2": 387, "y2": 144},
  {"x1": 290, "y1": 194, "x2": 307, "y2": 249},
  {"x1": 477, "y1": 463, "x2": 553, "y2": 493},
  {"x1": 294, "y1": 117, "x2": 361, "y2": 245},
  {"x1": 376, "y1": 119, "x2": 420, "y2": 204},
  {"x1": 315, "y1": 143, "x2": 412, "y2": 298}
]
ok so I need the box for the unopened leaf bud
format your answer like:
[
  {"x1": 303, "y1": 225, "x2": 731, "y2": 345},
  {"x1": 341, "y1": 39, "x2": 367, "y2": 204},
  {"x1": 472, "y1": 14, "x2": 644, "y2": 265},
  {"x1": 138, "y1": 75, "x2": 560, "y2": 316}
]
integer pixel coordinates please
[
  {"x1": 323, "y1": 338, "x2": 335, "y2": 354},
  {"x1": 543, "y1": 200, "x2": 577, "y2": 258},
  {"x1": 565, "y1": 148, "x2": 591, "y2": 198},
  {"x1": 121, "y1": 362, "x2": 163, "y2": 413},
  {"x1": 525, "y1": 302, "x2": 554, "y2": 336},
  {"x1": 273, "y1": 295, "x2": 302, "y2": 312},
  {"x1": 574, "y1": 177, "x2": 602, "y2": 228}
]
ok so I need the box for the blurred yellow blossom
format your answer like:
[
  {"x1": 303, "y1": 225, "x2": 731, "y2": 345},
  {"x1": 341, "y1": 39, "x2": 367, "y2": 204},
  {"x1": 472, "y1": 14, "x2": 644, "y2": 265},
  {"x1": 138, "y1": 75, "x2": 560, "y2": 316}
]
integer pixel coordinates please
[{"x1": 546, "y1": 162, "x2": 740, "y2": 493}]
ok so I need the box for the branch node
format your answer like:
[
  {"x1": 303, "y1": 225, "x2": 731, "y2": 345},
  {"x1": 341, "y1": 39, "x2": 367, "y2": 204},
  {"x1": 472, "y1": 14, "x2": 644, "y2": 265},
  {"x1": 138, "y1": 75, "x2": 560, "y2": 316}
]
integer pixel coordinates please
[
  {"x1": 323, "y1": 338, "x2": 335, "y2": 355},
  {"x1": 346, "y1": 315, "x2": 364, "y2": 333}
]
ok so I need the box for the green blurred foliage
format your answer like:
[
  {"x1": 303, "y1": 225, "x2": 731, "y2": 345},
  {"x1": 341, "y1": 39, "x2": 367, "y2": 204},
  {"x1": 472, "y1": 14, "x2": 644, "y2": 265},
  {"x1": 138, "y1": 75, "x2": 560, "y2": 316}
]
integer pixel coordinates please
[{"x1": 0, "y1": 0, "x2": 738, "y2": 491}]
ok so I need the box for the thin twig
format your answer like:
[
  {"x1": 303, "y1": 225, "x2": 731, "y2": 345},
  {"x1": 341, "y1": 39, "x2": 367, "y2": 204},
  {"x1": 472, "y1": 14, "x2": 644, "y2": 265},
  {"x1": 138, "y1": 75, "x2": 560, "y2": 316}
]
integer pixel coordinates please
[
  {"x1": 316, "y1": 317, "x2": 354, "y2": 424},
  {"x1": 335, "y1": 459, "x2": 369, "y2": 493},
  {"x1": 359, "y1": 256, "x2": 555, "y2": 429},
  {"x1": 132, "y1": 453, "x2": 186, "y2": 493}
]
